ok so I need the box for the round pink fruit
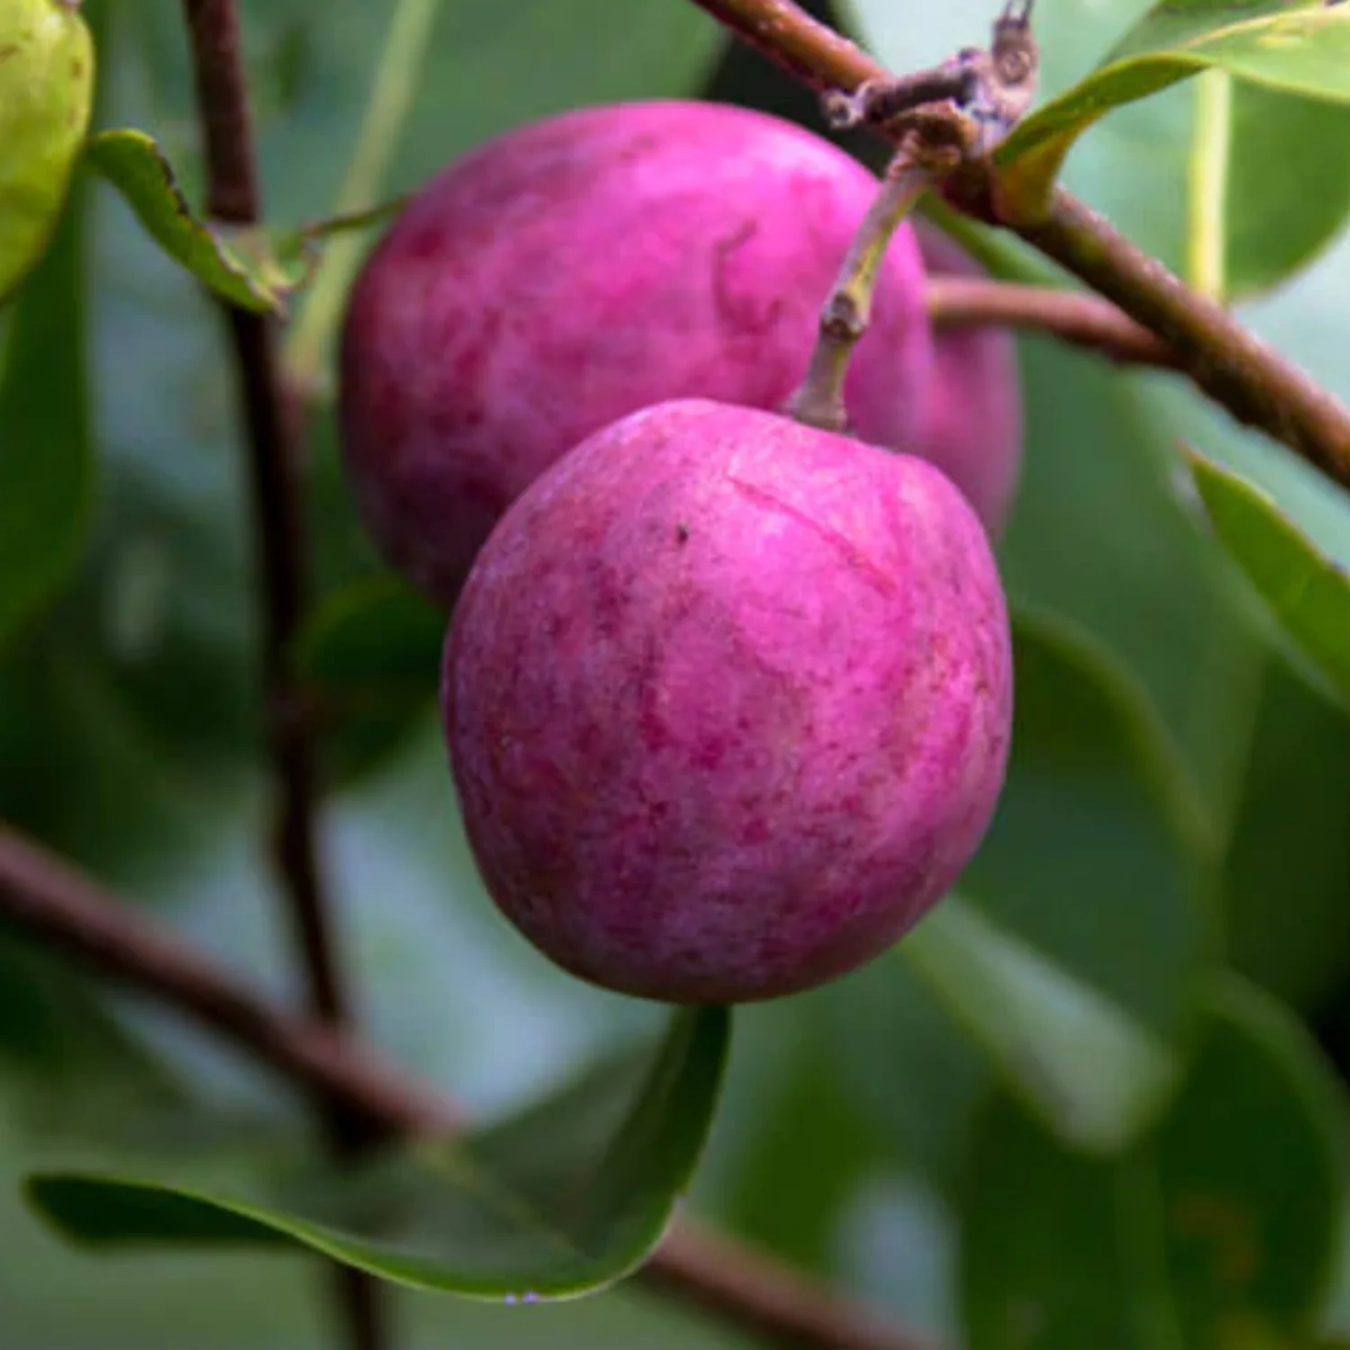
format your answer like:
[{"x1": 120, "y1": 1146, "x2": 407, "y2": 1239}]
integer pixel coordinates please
[
  {"x1": 442, "y1": 399, "x2": 1013, "y2": 1005},
  {"x1": 339, "y1": 99, "x2": 935, "y2": 607},
  {"x1": 915, "y1": 223, "x2": 1024, "y2": 535}
]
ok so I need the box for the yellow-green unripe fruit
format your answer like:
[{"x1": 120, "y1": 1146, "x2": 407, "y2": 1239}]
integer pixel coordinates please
[{"x1": 0, "y1": 0, "x2": 94, "y2": 304}]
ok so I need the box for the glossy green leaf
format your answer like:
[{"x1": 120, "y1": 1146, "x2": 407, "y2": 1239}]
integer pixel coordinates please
[
  {"x1": 0, "y1": 147, "x2": 91, "y2": 650},
  {"x1": 959, "y1": 979, "x2": 1350, "y2": 1350},
  {"x1": 0, "y1": 1091, "x2": 743, "y2": 1350},
  {"x1": 1187, "y1": 452, "x2": 1350, "y2": 705},
  {"x1": 996, "y1": 1, "x2": 1350, "y2": 213},
  {"x1": 27, "y1": 1007, "x2": 729, "y2": 1300}
]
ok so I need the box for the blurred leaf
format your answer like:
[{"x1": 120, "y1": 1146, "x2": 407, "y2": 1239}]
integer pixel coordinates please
[
  {"x1": 0, "y1": 162, "x2": 92, "y2": 650},
  {"x1": 901, "y1": 897, "x2": 1178, "y2": 1155},
  {"x1": 693, "y1": 995, "x2": 884, "y2": 1275},
  {"x1": 298, "y1": 573, "x2": 444, "y2": 698},
  {"x1": 1221, "y1": 83, "x2": 1350, "y2": 299},
  {"x1": 822, "y1": 953, "x2": 991, "y2": 1199},
  {"x1": 959, "y1": 978, "x2": 1349, "y2": 1350},
  {"x1": 0, "y1": 938, "x2": 189, "y2": 1138},
  {"x1": 1187, "y1": 452, "x2": 1350, "y2": 706},
  {"x1": 938, "y1": 611, "x2": 1209, "y2": 1149},
  {"x1": 996, "y1": 2, "x2": 1350, "y2": 212},
  {"x1": 297, "y1": 572, "x2": 446, "y2": 780},
  {"x1": 125, "y1": 0, "x2": 723, "y2": 231},
  {"x1": 27, "y1": 1007, "x2": 730, "y2": 1300},
  {"x1": 1219, "y1": 651, "x2": 1350, "y2": 1011},
  {"x1": 829, "y1": 610, "x2": 1211, "y2": 1190}
]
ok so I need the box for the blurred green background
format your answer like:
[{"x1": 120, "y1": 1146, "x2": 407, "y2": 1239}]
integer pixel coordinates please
[{"x1": 6, "y1": 0, "x2": 1350, "y2": 1346}]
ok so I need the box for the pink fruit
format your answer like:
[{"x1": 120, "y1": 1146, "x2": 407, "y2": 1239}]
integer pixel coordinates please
[
  {"x1": 914, "y1": 223, "x2": 1024, "y2": 535},
  {"x1": 442, "y1": 399, "x2": 1013, "y2": 1005},
  {"x1": 339, "y1": 99, "x2": 935, "y2": 608}
]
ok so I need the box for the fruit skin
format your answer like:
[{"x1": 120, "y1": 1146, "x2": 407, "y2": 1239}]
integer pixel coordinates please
[
  {"x1": 0, "y1": 0, "x2": 94, "y2": 304},
  {"x1": 442, "y1": 398, "x2": 1013, "y2": 1005},
  {"x1": 339, "y1": 99, "x2": 934, "y2": 608},
  {"x1": 914, "y1": 223, "x2": 1024, "y2": 536}
]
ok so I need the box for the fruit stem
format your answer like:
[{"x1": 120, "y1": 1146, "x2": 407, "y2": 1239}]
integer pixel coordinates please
[{"x1": 784, "y1": 152, "x2": 928, "y2": 435}]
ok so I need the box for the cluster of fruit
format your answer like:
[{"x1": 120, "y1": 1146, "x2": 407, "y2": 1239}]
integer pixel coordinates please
[{"x1": 339, "y1": 100, "x2": 1020, "y2": 1005}]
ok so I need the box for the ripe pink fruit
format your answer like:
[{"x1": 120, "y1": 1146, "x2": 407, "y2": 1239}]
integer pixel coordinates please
[
  {"x1": 339, "y1": 99, "x2": 935, "y2": 608},
  {"x1": 442, "y1": 399, "x2": 1013, "y2": 1005},
  {"x1": 914, "y1": 223, "x2": 1024, "y2": 535}
]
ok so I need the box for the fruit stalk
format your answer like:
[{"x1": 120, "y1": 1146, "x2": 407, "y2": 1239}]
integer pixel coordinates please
[
  {"x1": 785, "y1": 152, "x2": 928, "y2": 433},
  {"x1": 0, "y1": 821, "x2": 941, "y2": 1350},
  {"x1": 177, "y1": 2, "x2": 387, "y2": 1347}
]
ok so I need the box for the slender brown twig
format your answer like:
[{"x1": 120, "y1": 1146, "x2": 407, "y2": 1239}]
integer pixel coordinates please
[
  {"x1": 179, "y1": 2, "x2": 385, "y2": 1345},
  {"x1": 689, "y1": 0, "x2": 1350, "y2": 494},
  {"x1": 925, "y1": 276, "x2": 1177, "y2": 368},
  {"x1": 0, "y1": 824, "x2": 939, "y2": 1350}
]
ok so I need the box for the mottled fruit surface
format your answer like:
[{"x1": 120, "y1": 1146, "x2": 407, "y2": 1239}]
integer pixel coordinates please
[
  {"x1": 442, "y1": 399, "x2": 1013, "y2": 1004},
  {"x1": 914, "y1": 223, "x2": 1023, "y2": 536},
  {"x1": 340, "y1": 99, "x2": 934, "y2": 607}
]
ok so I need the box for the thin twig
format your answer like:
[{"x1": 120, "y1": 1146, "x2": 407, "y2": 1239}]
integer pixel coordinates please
[
  {"x1": 0, "y1": 826, "x2": 456, "y2": 1136},
  {"x1": 689, "y1": 0, "x2": 1350, "y2": 496},
  {"x1": 179, "y1": 2, "x2": 386, "y2": 1344},
  {"x1": 0, "y1": 825, "x2": 938, "y2": 1350},
  {"x1": 925, "y1": 276, "x2": 1177, "y2": 368},
  {"x1": 687, "y1": 0, "x2": 880, "y2": 94}
]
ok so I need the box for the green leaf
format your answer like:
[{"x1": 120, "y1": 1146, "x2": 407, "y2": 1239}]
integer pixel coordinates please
[
  {"x1": 694, "y1": 995, "x2": 884, "y2": 1275},
  {"x1": 82, "y1": 132, "x2": 402, "y2": 317},
  {"x1": 0, "y1": 1093, "x2": 743, "y2": 1350},
  {"x1": 1219, "y1": 650, "x2": 1350, "y2": 1011},
  {"x1": 26, "y1": 1007, "x2": 730, "y2": 1300},
  {"x1": 83, "y1": 130, "x2": 289, "y2": 315},
  {"x1": 996, "y1": 1, "x2": 1350, "y2": 214},
  {"x1": 298, "y1": 573, "x2": 444, "y2": 700},
  {"x1": 296, "y1": 573, "x2": 446, "y2": 779},
  {"x1": 0, "y1": 145, "x2": 92, "y2": 650},
  {"x1": 1187, "y1": 452, "x2": 1350, "y2": 706},
  {"x1": 931, "y1": 610, "x2": 1210, "y2": 1151},
  {"x1": 959, "y1": 979, "x2": 1350, "y2": 1350},
  {"x1": 901, "y1": 897, "x2": 1179, "y2": 1155},
  {"x1": 1219, "y1": 83, "x2": 1350, "y2": 299}
]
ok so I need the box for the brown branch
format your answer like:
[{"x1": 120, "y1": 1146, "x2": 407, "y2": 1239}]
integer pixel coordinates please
[
  {"x1": 179, "y1": 2, "x2": 385, "y2": 1345},
  {"x1": 1017, "y1": 191, "x2": 1350, "y2": 486},
  {"x1": 926, "y1": 276, "x2": 1177, "y2": 368},
  {"x1": 691, "y1": 0, "x2": 1350, "y2": 496},
  {"x1": 0, "y1": 826, "x2": 456, "y2": 1137},
  {"x1": 687, "y1": 0, "x2": 881, "y2": 95},
  {"x1": 0, "y1": 825, "x2": 938, "y2": 1350}
]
